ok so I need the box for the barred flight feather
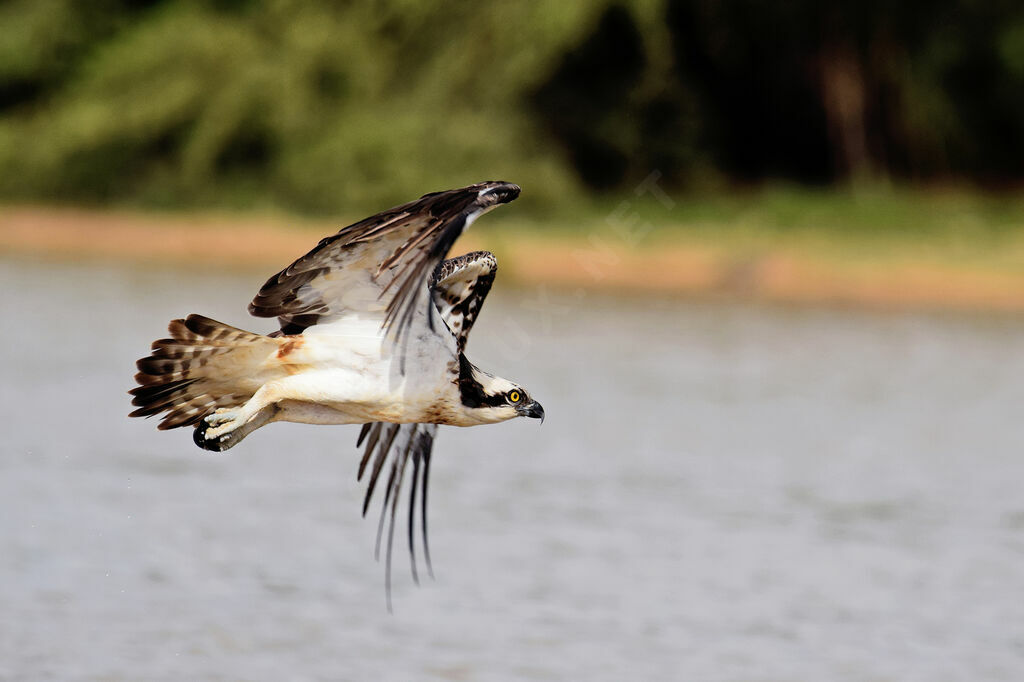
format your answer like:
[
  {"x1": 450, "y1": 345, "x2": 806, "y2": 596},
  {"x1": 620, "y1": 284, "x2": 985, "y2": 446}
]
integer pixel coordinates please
[{"x1": 129, "y1": 314, "x2": 279, "y2": 430}]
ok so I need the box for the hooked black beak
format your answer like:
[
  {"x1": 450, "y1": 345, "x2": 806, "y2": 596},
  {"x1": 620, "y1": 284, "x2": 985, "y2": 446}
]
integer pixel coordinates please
[{"x1": 519, "y1": 400, "x2": 545, "y2": 423}]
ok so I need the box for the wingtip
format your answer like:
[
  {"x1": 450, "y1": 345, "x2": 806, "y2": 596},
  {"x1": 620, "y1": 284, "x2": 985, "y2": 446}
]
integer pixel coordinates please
[{"x1": 478, "y1": 181, "x2": 520, "y2": 205}]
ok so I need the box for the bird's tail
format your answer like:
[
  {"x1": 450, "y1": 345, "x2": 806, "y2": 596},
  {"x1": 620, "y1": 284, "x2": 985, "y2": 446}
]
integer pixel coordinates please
[{"x1": 129, "y1": 314, "x2": 280, "y2": 430}]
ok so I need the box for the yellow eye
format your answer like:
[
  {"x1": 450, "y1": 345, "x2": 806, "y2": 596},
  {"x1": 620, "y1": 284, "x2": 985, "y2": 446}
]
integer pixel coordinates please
[{"x1": 509, "y1": 390, "x2": 521, "y2": 403}]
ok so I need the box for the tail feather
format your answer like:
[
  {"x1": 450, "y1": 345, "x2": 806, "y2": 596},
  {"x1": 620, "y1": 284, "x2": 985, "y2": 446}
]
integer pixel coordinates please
[{"x1": 129, "y1": 314, "x2": 279, "y2": 430}]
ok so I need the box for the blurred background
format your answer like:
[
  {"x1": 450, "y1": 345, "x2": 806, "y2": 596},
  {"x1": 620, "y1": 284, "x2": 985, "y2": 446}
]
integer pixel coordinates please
[
  {"x1": 4, "y1": 0, "x2": 1024, "y2": 306},
  {"x1": 3, "y1": 2, "x2": 1024, "y2": 681},
  {"x1": 4, "y1": 0, "x2": 1024, "y2": 208}
]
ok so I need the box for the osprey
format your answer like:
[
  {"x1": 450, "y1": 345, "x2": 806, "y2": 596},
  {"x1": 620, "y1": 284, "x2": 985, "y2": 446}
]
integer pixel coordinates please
[{"x1": 129, "y1": 181, "x2": 543, "y2": 602}]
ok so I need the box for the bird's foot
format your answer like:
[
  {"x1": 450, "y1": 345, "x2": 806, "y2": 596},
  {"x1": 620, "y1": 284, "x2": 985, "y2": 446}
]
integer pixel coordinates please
[{"x1": 193, "y1": 409, "x2": 245, "y2": 452}]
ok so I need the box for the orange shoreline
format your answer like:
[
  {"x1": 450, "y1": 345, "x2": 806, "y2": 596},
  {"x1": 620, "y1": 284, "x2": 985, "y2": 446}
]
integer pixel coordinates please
[{"x1": 4, "y1": 205, "x2": 1024, "y2": 312}]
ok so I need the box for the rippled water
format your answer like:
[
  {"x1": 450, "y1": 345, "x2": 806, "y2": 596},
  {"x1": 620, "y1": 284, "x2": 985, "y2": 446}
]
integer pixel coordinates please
[{"x1": 2, "y1": 256, "x2": 1023, "y2": 681}]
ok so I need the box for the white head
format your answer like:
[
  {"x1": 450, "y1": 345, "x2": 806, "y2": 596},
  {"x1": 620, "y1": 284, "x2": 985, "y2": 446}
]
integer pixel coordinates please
[{"x1": 456, "y1": 355, "x2": 544, "y2": 425}]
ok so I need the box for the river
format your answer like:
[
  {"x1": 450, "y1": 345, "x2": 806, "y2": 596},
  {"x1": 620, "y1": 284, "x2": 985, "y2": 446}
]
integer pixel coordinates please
[{"x1": 1, "y1": 257, "x2": 1023, "y2": 681}]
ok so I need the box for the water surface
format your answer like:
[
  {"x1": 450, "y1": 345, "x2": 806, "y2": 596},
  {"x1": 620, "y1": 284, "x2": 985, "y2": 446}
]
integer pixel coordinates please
[{"x1": 1, "y1": 257, "x2": 1023, "y2": 681}]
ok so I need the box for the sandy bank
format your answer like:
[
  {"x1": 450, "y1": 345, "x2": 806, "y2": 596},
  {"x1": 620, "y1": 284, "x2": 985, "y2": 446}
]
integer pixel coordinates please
[{"x1": 4, "y1": 205, "x2": 1024, "y2": 313}]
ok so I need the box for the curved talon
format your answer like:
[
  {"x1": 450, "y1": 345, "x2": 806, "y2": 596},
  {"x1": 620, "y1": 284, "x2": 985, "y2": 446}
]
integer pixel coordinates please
[{"x1": 193, "y1": 419, "x2": 225, "y2": 452}]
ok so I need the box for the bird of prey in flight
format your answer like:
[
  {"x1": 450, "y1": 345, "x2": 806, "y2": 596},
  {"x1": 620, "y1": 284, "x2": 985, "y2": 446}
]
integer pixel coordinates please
[{"x1": 130, "y1": 181, "x2": 544, "y2": 605}]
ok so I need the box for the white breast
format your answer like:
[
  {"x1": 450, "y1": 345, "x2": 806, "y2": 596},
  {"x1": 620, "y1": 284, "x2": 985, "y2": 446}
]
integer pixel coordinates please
[{"x1": 276, "y1": 307, "x2": 462, "y2": 424}]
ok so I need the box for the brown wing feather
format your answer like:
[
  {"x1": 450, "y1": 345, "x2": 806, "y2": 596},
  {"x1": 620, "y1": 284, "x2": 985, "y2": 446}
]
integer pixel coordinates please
[
  {"x1": 248, "y1": 182, "x2": 519, "y2": 345},
  {"x1": 356, "y1": 422, "x2": 439, "y2": 609}
]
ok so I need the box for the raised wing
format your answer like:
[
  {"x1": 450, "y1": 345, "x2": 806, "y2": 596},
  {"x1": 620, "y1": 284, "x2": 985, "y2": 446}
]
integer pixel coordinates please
[
  {"x1": 356, "y1": 422, "x2": 438, "y2": 610},
  {"x1": 430, "y1": 251, "x2": 498, "y2": 353},
  {"x1": 248, "y1": 182, "x2": 519, "y2": 345}
]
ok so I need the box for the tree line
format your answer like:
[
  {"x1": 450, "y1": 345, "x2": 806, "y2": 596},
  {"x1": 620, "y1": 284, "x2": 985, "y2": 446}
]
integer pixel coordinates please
[{"x1": 1, "y1": 0, "x2": 1022, "y2": 213}]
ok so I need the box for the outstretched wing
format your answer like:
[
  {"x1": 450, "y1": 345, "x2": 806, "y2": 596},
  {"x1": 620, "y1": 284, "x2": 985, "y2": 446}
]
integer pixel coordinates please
[
  {"x1": 430, "y1": 251, "x2": 498, "y2": 353},
  {"x1": 356, "y1": 422, "x2": 438, "y2": 610},
  {"x1": 248, "y1": 182, "x2": 519, "y2": 346}
]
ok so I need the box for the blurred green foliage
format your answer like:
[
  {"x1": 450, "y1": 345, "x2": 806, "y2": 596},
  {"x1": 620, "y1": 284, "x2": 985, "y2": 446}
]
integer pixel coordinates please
[{"x1": 1, "y1": 0, "x2": 1024, "y2": 215}]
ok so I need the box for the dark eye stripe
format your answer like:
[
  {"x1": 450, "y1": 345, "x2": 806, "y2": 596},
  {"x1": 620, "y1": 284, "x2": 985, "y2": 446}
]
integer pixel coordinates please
[{"x1": 457, "y1": 354, "x2": 509, "y2": 408}]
